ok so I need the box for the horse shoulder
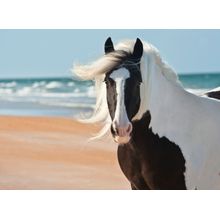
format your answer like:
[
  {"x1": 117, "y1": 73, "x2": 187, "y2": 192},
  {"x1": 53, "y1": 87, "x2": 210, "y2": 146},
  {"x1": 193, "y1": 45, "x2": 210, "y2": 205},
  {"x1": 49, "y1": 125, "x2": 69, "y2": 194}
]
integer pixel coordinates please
[{"x1": 131, "y1": 111, "x2": 187, "y2": 189}]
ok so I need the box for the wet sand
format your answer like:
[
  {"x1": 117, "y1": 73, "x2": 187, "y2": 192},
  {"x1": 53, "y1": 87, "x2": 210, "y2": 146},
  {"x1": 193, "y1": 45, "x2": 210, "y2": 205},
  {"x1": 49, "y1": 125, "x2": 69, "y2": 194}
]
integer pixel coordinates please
[{"x1": 0, "y1": 116, "x2": 129, "y2": 189}]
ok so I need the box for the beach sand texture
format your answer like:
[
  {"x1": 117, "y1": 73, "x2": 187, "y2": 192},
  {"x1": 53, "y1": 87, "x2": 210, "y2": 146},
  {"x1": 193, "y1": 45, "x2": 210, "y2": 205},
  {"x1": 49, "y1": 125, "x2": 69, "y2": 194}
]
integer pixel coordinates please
[{"x1": 0, "y1": 116, "x2": 129, "y2": 189}]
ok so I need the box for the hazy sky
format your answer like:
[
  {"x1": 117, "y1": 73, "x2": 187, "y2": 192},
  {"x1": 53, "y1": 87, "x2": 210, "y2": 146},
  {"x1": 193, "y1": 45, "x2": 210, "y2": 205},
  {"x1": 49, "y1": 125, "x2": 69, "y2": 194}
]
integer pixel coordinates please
[{"x1": 0, "y1": 29, "x2": 220, "y2": 78}]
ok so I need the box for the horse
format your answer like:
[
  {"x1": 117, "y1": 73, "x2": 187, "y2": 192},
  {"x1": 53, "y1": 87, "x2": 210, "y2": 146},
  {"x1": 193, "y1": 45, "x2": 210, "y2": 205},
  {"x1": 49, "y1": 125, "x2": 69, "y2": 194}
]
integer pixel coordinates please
[{"x1": 73, "y1": 38, "x2": 220, "y2": 189}]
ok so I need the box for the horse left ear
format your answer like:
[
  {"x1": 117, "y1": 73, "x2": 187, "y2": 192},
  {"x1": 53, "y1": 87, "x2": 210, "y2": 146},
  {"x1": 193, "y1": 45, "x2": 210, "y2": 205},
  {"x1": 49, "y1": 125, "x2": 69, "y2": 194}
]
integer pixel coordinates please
[{"x1": 132, "y1": 38, "x2": 143, "y2": 60}]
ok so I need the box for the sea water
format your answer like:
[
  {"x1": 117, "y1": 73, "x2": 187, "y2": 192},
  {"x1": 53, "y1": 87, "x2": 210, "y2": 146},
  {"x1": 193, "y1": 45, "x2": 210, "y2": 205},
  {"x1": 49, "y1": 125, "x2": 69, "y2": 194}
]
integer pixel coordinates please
[{"x1": 0, "y1": 73, "x2": 220, "y2": 117}]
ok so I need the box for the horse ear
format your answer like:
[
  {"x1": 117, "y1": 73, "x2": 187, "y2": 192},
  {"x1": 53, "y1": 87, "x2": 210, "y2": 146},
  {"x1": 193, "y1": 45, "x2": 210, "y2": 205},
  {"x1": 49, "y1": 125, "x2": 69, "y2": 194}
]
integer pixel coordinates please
[
  {"x1": 132, "y1": 38, "x2": 143, "y2": 60},
  {"x1": 104, "y1": 37, "x2": 114, "y2": 54}
]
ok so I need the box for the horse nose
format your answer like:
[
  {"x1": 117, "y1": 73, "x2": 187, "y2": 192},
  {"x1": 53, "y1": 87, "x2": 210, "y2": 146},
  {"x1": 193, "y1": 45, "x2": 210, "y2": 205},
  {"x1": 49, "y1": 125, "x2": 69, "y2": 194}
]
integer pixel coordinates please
[{"x1": 113, "y1": 121, "x2": 132, "y2": 137}]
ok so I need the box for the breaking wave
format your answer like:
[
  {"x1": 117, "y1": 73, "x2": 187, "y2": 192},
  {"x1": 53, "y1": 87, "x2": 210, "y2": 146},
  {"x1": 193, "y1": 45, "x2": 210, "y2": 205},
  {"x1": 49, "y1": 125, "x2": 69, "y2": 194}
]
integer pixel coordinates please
[{"x1": 0, "y1": 78, "x2": 96, "y2": 110}]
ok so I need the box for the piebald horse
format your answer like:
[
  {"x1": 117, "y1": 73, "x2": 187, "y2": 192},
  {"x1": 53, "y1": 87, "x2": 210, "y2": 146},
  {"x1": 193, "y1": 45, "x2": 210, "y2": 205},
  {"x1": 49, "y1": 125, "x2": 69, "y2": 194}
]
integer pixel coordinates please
[{"x1": 74, "y1": 38, "x2": 220, "y2": 189}]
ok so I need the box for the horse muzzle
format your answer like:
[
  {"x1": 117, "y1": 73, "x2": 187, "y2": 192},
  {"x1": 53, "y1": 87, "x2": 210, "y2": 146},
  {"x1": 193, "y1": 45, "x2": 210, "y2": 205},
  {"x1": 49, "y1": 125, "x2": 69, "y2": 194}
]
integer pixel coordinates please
[
  {"x1": 114, "y1": 135, "x2": 131, "y2": 144},
  {"x1": 111, "y1": 122, "x2": 133, "y2": 144}
]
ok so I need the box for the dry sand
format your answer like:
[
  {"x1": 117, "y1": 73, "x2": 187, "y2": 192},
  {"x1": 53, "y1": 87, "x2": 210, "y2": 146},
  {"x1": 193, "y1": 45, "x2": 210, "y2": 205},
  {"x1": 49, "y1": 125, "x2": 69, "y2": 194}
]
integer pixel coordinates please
[{"x1": 0, "y1": 116, "x2": 130, "y2": 189}]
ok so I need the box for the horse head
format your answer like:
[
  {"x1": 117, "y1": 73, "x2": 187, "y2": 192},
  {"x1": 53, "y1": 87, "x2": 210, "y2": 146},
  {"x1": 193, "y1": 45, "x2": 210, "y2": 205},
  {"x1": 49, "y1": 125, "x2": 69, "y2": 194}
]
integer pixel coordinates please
[{"x1": 104, "y1": 37, "x2": 143, "y2": 144}]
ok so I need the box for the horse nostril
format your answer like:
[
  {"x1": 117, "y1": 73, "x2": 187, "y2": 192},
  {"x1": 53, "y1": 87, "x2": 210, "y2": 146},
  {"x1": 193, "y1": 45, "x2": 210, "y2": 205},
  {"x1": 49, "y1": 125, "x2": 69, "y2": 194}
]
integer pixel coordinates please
[
  {"x1": 127, "y1": 123, "x2": 132, "y2": 134},
  {"x1": 112, "y1": 121, "x2": 118, "y2": 134}
]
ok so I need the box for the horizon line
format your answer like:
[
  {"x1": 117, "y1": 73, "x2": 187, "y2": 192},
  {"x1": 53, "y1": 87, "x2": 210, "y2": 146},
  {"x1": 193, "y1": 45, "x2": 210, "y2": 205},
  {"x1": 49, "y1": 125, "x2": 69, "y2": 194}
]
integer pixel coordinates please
[{"x1": 1, "y1": 71, "x2": 220, "y2": 80}]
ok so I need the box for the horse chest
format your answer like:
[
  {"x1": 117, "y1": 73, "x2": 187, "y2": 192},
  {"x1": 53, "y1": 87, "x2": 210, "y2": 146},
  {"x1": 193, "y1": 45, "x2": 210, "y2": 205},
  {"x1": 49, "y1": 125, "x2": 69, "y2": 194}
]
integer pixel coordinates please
[{"x1": 117, "y1": 112, "x2": 187, "y2": 190}]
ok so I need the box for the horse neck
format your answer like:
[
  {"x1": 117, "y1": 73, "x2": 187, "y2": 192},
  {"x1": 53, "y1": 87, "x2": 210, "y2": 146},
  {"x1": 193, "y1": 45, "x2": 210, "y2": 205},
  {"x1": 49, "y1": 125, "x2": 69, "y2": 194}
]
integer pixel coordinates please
[
  {"x1": 133, "y1": 54, "x2": 186, "y2": 122},
  {"x1": 146, "y1": 60, "x2": 197, "y2": 138},
  {"x1": 137, "y1": 53, "x2": 190, "y2": 127},
  {"x1": 149, "y1": 63, "x2": 185, "y2": 113}
]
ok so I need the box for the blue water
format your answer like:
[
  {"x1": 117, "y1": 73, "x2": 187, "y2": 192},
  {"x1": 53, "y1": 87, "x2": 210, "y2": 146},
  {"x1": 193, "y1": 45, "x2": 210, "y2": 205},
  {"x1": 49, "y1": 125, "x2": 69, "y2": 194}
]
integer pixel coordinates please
[
  {"x1": 0, "y1": 73, "x2": 220, "y2": 117},
  {"x1": 179, "y1": 73, "x2": 220, "y2": 89}
]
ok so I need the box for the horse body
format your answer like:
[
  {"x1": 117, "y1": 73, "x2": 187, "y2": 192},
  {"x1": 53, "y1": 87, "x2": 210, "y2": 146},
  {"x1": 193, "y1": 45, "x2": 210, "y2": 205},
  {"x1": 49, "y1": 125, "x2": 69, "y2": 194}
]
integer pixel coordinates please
[
  {"x1": 74, "y1": 38, "x2": 220, "y2": 189},
  {"x1": 128, "y1": 59, "x2": 220, "y2": 189},
  {"x1": 146, "y1": 58, "x2": 220, "y2": 189}
]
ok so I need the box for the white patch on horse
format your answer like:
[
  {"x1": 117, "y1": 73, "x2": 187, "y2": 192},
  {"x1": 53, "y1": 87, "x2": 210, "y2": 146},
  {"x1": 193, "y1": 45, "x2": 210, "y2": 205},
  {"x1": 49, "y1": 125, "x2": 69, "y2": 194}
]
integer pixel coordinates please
[
  {"x1": 110, "y1": 68, "x2": 130, "y2": 132},
  {"x1": 146, "y1": 56, "x2": 220, "y2": 189}
]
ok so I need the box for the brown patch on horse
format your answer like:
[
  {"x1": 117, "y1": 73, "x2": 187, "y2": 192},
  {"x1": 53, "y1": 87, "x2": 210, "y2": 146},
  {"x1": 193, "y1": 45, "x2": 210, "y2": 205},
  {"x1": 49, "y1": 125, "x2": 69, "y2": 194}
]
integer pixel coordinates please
[
  {"x1": 117, "y1": 111, "x2": 187, "y2": 190},
  {"x1": 205, "y1": 90, "x2": 220, "y2": 100}
]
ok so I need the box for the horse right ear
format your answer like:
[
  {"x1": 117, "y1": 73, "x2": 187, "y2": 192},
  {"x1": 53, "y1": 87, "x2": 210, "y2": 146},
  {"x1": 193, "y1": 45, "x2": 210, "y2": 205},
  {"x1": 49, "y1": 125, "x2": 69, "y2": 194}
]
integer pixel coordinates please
[
  {"x1": 104, "y1": 37, "x2": 114, "y2": 54},
  {"x1": 132, "y1": 38, "x2": 143, "y2": 60}
]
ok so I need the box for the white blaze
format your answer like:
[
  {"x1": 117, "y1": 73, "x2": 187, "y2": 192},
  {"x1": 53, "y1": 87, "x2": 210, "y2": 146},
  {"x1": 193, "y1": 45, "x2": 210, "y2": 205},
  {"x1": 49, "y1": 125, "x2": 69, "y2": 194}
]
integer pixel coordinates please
[{"x1": 110, "y1": 68, "x2": 130, "y2": 129}]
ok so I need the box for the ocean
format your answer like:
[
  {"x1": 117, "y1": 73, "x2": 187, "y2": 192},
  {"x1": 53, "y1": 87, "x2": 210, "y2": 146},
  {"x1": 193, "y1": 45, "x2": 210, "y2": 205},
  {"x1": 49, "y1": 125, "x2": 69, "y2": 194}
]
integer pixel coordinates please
[{"x1": 0, "y1": 73, "x2": 220, "y2": 117}]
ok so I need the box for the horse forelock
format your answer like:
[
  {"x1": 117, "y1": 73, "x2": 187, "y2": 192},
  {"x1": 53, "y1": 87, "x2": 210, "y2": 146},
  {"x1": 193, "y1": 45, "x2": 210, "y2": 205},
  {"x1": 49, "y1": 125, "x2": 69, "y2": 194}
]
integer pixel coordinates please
[{"x1": 73, "y1": 49, "x2": 133, "y2": 81}]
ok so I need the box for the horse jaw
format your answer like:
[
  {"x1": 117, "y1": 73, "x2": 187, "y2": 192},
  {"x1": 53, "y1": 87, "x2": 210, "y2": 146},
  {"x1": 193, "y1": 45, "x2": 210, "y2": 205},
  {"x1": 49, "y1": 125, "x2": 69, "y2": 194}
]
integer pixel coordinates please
[{"x1": 114, "y1": 135, "x2": 131, "y2": 144}]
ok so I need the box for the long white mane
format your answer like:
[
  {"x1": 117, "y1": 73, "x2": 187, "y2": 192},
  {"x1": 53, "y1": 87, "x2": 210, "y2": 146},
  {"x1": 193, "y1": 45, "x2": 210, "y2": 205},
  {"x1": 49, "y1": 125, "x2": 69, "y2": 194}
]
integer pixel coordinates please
[{"x1": 73, "y1": 40, "x2": 182, "y2": 138}]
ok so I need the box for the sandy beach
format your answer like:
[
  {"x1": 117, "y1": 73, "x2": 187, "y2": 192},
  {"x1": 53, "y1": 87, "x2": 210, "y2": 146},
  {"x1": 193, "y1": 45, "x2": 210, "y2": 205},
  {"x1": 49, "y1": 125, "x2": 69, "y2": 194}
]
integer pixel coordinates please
[{"x1": 0, "y1": 116, "x2": 129, "y2": 189}]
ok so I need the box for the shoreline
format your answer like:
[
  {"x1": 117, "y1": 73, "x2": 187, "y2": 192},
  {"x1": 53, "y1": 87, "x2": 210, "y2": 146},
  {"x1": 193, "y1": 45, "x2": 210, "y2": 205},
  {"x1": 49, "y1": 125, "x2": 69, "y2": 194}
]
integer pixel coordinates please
[
  {"x1": 0, "y1": 99, "x2": 93, "y2": 118},
  {"x1": 0, "y1": 116, "x2": 129, "y2": 189}
]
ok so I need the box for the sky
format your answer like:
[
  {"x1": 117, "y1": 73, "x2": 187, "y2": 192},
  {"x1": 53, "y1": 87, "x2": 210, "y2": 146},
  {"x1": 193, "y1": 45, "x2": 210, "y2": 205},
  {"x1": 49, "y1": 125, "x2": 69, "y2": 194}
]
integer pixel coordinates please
[{"x1": 0, "y1": 29, "x2": 220, "y2": 78}]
